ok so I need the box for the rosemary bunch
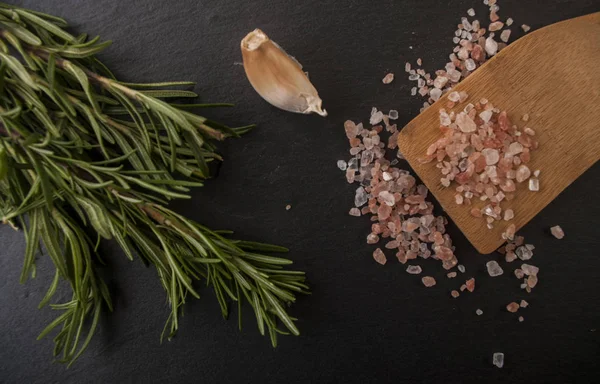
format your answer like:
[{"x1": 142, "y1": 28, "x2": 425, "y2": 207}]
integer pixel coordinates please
[{"x1": 0, "y1": 3, "x2": 308, "y2": 365}]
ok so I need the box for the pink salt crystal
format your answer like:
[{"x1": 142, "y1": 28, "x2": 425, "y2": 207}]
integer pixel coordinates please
[
  {"x1": 550, "y1": 225, "x2": 564, "y2": 239},
  {"x1": 344, "y1": 120, "x2": 358, "y2": 139},
  {"x1": 527, "y1": 274, "x2": 538, "y2": 288},
  {"x1": 367, "y1": 233, "x2": 379, "y2": 244},
  {"x1": 382, "y1": 73, "x2": 395, "y2": 84},
  {"x1": 514, "y1": 269, "x2": 525, "y2": 279},
  {"x1": 378, "y1": 204, "x2": 392, "y2": 220},
  {"x1": 504, "y1": 224, "x2": 516, "y2": 241},
  {"x1": 456, "y1": 112, "x2": 477, "y2": 133},
  {"x1": 470, "y1": 208, "x2": 482, "y2": 218},
  {"x1": 459, "y1": 91, "x2": 469, "y2": 102},
  {"x1": 506, "y1": 302, "x2": 519, "y2": 313},
  {"x1": 460, "y1": 284, "x2": 467, "y2": 292},
  {"x1": 405, "y1": 62, "x2": 411, "y2": 73},
  {"x1": 520, "y1": 299, "x2": 529, "y2": 308},
  {"x1": 406, "y1": 265, "x2": 423, "y2": 274},
  {"x1": 524, "y1": 127, "x2": 535, "y2": 136},
  {"x1": 506, "y1": 17, "x2": 514, "y2": 26},
  {"x1": 521, "y1": 263, "x2": 539, "y2": 276},
  {"x1": 422, "y1": 276, "x2": 436, "y2": 287},
  {"x1": 465, "y1": 278, "x2": 475, "y2": 292},
  {"x1": 485, "y1": 36, "x2": 498, "y2": 56},
  {"x1": 500, "y1": 29, "x2": 511, "y2": 43},
  {"x1": 522, "y1": 24, "x2": 531, "y2": 33},
  {"x1": 505, "y1": 251, "x2": 517, "y2": 263},
  {"x1": 489, "y1": 21, "x2": 504, "y2": 31},
  {"x1": 479, "y1": 110, "x2": 493, "y2": 123},
  {"x1": 518, "y1": 316, "x2": 524, "y2": 322},
  {"x1": 507, "y1": 142, "x2": 523, "y2": 156},
  {"x1": 417, "y1": 58, "x2": 422, "y2": 66},
  {"x1": 447, "y1": 272, "x2": 457, "y2": 278},
  {"x1": 515, "y1": 165, "x2": 531, "y2": 183},
  {"x1": 373, "y1": 248, "x2": 387, "y2": 265},
  {"x1": 451, "y1": 290, "x2": 460, "y2": 298},
  {"x1": 349, "y1": 208, "x2": 361, "y2": 217},
  {"x1": 433, "y1": 76, "x2": 449, "y2": 89},
  {"x1": 504, "y1": 209, "x2": 514, "y2": 221}
]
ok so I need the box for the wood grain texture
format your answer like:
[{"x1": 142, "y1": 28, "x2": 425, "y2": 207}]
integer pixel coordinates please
[{"x1": 398, "y1": 12, "x2": 600, "y2": 254}]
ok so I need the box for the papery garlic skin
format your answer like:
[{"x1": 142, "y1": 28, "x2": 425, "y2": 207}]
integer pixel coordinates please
[{"x1": 241, "y1": 29, "x2": 327, "y2": 117}]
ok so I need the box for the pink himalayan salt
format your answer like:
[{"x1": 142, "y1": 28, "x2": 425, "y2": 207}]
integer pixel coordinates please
[
  {"x1": 373, "y1": 248, "x2": 387, "y2": 265},
  {"x1": 527, "y1": 274, "x2": 538, "y2": 288},
  {"x1": 456, "y1": 112, "x2": 477, "y2": 132},
  {"x1": 465, "y1": 278, "x2": 475, "y2": 292},
  {"x1": 504, "y1": 209, "x2": 514, "y2": 221},
  {"x1": 349, "y1": 208, "x2": 361, "y2": 216},
  {"x1": 550, "y1": 225, "x2": 564, "y2": 239},
  {"x1": 488, "y1": 21, "x2": 504, "y2": 31},
  {"x1": 518, "y1": 316, "x2": 524, "y2": 322},
  {"x1": 447, "y1": 272, "x2": 457, "y2": 278},
  {"x1": 514, "y1": 268, "x2": 525, "y2": 279},
  {"x1": 451, "y1": 290, "x2": 460, "y2": 298},
  {"x1": 516, "y1": 164, "x2": 531, "y2": 183},
  {"x1": 506, "y1": 302, "x2": 519, "y2": 313},
  {"x1": 422, "y1": 276, "x2": 436, "y2": 287},
  {"x1": 520, "y1": 300, "x2": 529, "y2": 308},
  {"x1": 406, "y1": 265, "x2": 423, "y2": 275},
  {"x1": 382, "y1": 73, "x2": 394, "y2": 84}
]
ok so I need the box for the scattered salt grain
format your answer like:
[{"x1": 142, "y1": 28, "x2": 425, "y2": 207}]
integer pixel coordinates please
[
  {"x1": 422, "y1": 276, "x2": 437, "y2": 287},
  {"x1": 514, "y1": 268, "x2": 524, "y2": 279},
  {"x1": 337, "y1": 160, "x2": 347, "y2": 171},
  {"x1": 521, "y1": 263, "x2": 539, "y2": 276},
  {"x1": 476, "y1": 309, "x2": 483, "y2": 315},
  {"x1": 355, "y1": 186, "x2": 368, "y2": 207},
  {"x1": 528, "y1": 178, "x2": 539, "y2": 191},
  {"x1": 500, "y1": 29, "x2": 511, "y2": 42},
  {"x1": 467, "y1": 8, "x2": 475, "y2": 16},
  {"x1": 504, "y1": 209, "x2": 514, "y2": 221},
  {"x1": 388, "y1": 110, "x2": 399, "y2": 120},
  {"x1": 506, "y1": 302, "x2": 519, "y2": 312},
  {"x1": 285, "y1": 204, "x2": 291, "y2": 210},
  {"x1": 382, "y1": 73, "x2": 395, "y2": 84},
  {"x1": 349, "y1": 208, "x2": 361, "y2": 217},
  {"x1": 515, "y1": 246, "x2": 533, "y2": 261},
  {"x1": 521, "y1": 24, "x2": 531, "y2": 32},
  {"x1": 406, "y1": 265, "x2": 423, "y2": 275},
  {"x1": 405, "y1": 62, "x2": 411, "y2": 73},
  {"x1": 485, "y1": 36, "x2": 498, "y2": 56},
  {"x1": 506, "y1": 17, "x2": 513, "y2": 26},
  {"x1": 447, "y1": 272, "x2": 457, "y2": 278},
  {"x1": 550, "y1": 225, "x2": 564, "y2": 239},
  {"x1": 451, "y1": 290, "x2": 460, "y2": 298},
  {"x1": 493, "y1": 352, "x2": 504, "y2": 368},
  {"x1": 489, "y1": 21, "x2": 504, "y2": 31},
  {"x1": 520, "y1": 299, "x2": 529, "y2": 308},
  {"x1": 486, "y1": 260, "x2": 504, "y2": 277},
  {"x1": 518, "y1": 316, "x2": 524, "y2": 322},
  {"x1": 465, "y1": 278, "x2": 476, "y2": 292},
  {"x1": 373, "y1": 248, "x2": 387, "y2": 265}
]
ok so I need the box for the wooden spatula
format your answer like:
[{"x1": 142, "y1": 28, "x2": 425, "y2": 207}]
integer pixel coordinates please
[{"x1": 398, "y1": 12, "x2": 600, "y2": 254}]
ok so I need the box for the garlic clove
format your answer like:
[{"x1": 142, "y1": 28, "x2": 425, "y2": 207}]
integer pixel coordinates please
[{"x1": 241, "y1": 29, "x2": 327, "y2": 117}]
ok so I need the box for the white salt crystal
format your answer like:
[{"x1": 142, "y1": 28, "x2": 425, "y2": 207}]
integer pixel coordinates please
[
  {"x1": 522, "y1": 24, "x2": 531, "y2": 32},
  {"x1": 370, "y1": 111, "x2": 384, "y2": 125},
  {"x1": 453, "y1": 36, "x2": 460, "y2": 44},
  {"x1": 493, "y1": 352, "x2": 504, "y2": 368},
  {"x1": 476, "y1": 309, "x2": 483, "y2": 315},
  {"x1": 405, "y1": 62, "x2": 411, "y2": 73},
  {"x1": 465, "y1": 58, "x2": 476, "y2": 71},
  {"x1": 485, "y1": 36, "x2": 498, "y2": 56},
  {"x1": 349, "y1": 208, "x2": 361, "y2": 217},
  {"x1": 550, "y1": 225, "x2": 565, "y2": 239},
  {"x1": 500, "y1": 29, "x2": 511, "y2": 43},
  {"x1": 458, "y1": 264, "x2": 466, "y2": 273},
  {"x1": 337, "y1": 160, "x2": 347, "y2": 171},
  {"x1": 354, "y1": 186, "x2": 368, "y2": 207},
  {"x1": 528, "y1": 178, "x2": 539, "y2": 191},
  {"x1": 486, "y1": 260, "x2": 504, "y2": 277},
  {"x1": 430, "y1": 88, "x2": 442, "y2": 101},
  {"x1": 379, "y1": 191, "x2": 396, "y2": 206},
  {"x1": 479, "y1": 110, "x2": 493, "y2": 123},
  {"x1": 533, "y1": 169, "x2": 540, "y2": 177},
  {"x1": 481, "y1": 148, "x2": 500, "y2": 165},
  {"x1": 406, "y1": 265, "x2": 423, "y2": 275},
  {"x1": 411, "y1": 87, "x2": 417, "y2": 96},
  {"x1": 467, "y1": 8, "x2": 475, "y2": 16},
  {"x1": 506, "y1": 17, "x2": 513, "y2": 26},
  {"x1": 448, "y1": 91, "x2": 461, "y2": 102},
  {"x1": 515, "y1": 246, "x2": 533, "y2": 261},
  {"x1": 456, "y1": 112, "x2": 477, "y2": 132},
  {"x1": 433, "y1": 76, "x2": 448, "y2": 89},
  {"x1": 388, "y1": 110, "x2": 399, "y2": 120},
  {"x1": 521, "y1": 263, "x2": 539, "y2": 276}
]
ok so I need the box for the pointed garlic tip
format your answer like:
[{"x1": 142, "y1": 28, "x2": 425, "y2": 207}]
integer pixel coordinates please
[{"x1": 241, "y1": 29, "x2": 327, "y2": 117}]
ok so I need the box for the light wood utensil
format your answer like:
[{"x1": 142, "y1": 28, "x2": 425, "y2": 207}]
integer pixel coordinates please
[{"x1": 398, "y1": 12, "x2": 600, "y2": 254}]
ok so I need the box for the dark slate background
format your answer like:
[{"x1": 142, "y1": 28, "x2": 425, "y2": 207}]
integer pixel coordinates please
[{"x1": 1, "y1": 1, "x2": 599, "y2": 383}]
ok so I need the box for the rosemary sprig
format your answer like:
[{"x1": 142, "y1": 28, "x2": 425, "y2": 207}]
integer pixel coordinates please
[{"x1": 0, "y1": 3, "x2": 308, "y2": 365}]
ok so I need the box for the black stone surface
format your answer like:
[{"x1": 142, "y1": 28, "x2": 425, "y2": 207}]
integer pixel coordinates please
[{"x1": 1, "y1": 1, "x2": 599, "y2": 383}]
